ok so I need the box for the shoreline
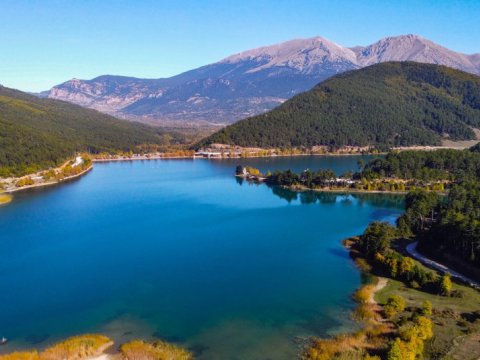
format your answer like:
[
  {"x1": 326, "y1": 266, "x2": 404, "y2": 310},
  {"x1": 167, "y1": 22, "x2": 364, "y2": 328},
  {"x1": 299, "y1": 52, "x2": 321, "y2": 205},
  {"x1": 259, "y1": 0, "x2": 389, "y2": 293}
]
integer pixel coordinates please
[
  {"x1": 0, "y1": 152, "x2": 377, "y2": 201},
  {"x1": 4, "y1": 164, "x2": 93, "y2": 194},
  {"x1": 298, "y1": 237, "x2": 393, "y2": 358},
  {"x1": 92, "y1": 155, "x2": 194, "y2": 162},
  {"x1": 291, "y1": 185, "x2": 409, "y2": 195},
  {"x1": 238, "y1": 175, "x2": 447, "y2": 196},
  {"x1": 91, "y1": 152, "x2": 378, "y2": 163}
]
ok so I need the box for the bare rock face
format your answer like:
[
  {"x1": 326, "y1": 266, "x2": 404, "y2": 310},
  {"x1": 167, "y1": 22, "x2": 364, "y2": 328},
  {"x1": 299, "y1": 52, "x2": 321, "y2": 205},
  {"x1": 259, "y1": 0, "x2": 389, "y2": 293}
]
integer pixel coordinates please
[
  {"x1": 355, "y1": 34, "x2": 479, "y2": 74},
  {"x1": 48, "y1": 35, "x2": 480, "y2": 125},
  {"x1": 221, "y1": 37, "x2": 358, "y2": 74},
  {"x1": 49, "y1": 76, "x2": 169, "y2": 115}
]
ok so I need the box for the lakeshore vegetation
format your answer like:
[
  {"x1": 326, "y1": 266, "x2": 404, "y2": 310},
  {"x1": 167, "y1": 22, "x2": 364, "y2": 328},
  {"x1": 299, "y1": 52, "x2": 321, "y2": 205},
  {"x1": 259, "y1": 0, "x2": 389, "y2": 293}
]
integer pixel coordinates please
[
  {"x1": 238, "y1": 146, "x2": 480, "y2": 193},
  {"x1": 238, "y1": 147, "x2": 480, "y2": 359},
  {"x1": 0, "y1": 335, "x2": 192, "y2": 360},
  {"x1": 0, "y1": 334, "x2": 111, "y2": 360},
  {"x1": 302, "y1": 201, "x2": 480, "y2": 359}
]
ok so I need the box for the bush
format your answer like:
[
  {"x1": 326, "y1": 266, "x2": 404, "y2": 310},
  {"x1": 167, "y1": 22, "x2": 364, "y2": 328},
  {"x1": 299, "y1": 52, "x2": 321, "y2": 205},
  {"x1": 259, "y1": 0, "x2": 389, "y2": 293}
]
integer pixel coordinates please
[
  {"x1": 384, "y1": 295, "x2": 406, "y2": 318},
  {"x1": 40, "y1": 334, "x2": 111, "y2": 359},
  {"x1": 438, "y1": 274, "x2": 452, "y2": 296},
  {"x1": 421, "y1": 300, "x2": 432, "y2": 316},
  {"x1": 0, "y1": 352, "x2": 40, "y2": 360},
  {"x1": 15, "y1": 177, "x2": 34, "y2": 187},
  {"x1": 120, "y1": 340, "x2": 192, "y2": 360},
  {"x1": 0, "y1": 335, "x2": 112, "y2": 360}
]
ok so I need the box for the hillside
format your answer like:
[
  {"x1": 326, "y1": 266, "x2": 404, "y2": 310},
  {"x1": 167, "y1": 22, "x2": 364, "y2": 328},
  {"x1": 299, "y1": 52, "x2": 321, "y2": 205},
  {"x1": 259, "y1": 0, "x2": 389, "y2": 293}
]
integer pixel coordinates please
[
  {"x1": 0, "y1": 86, "x2": 181, "y2": 176},
  {"x1": 197, "y1": 62, "x2": 480, "y2": 149},
  {"x1": 47, "y1": 35, "x2": 480, "y2": 126}
]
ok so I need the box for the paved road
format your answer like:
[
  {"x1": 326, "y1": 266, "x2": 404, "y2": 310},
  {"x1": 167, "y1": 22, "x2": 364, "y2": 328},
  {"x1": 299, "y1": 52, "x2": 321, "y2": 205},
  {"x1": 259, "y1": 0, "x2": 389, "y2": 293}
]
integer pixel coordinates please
[{"x1": 406, "y1": 242, "x2": 480, "y2": 289}]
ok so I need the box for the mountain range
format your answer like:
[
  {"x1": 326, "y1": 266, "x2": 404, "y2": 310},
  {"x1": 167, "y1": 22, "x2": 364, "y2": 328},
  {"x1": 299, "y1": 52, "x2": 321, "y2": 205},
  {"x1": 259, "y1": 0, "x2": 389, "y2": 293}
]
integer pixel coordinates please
[{"x1": 46, "y1": 35, "x2": 480, "y2": 126}]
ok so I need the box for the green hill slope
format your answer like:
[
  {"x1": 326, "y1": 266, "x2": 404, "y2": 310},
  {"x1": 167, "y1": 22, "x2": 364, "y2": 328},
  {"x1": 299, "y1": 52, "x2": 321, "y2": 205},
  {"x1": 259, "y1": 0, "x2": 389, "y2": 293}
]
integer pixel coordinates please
[
  {"x1": 198, "y1": 62, "x2": 480, "y2": 149},
  {"x1": 0, "y1": 86, "x2": 181, "y2": 176}
]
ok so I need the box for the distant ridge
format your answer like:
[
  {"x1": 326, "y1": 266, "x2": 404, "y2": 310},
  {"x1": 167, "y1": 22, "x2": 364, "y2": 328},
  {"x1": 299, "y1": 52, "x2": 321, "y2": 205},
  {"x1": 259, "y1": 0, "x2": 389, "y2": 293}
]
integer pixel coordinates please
[
  {"x1": 198, "y1": 62, "x2": 480, "y2": 148},
  {"x1": 47, "y1": 35, "x2": 480, "y2": 126}
]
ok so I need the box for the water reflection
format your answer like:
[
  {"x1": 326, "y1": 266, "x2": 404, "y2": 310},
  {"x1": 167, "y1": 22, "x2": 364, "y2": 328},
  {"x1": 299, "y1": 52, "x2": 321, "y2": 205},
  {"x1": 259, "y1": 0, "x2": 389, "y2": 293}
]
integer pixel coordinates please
[{"x1": 266, "y1": 184, "x2": 405, "y2": 209}]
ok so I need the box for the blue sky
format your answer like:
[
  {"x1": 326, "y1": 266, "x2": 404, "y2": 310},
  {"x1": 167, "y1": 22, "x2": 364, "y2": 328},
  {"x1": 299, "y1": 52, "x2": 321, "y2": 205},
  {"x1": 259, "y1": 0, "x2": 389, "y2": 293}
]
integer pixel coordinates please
[{"x1": 1, "y1": 0, "x2": 479, "y2": 92}]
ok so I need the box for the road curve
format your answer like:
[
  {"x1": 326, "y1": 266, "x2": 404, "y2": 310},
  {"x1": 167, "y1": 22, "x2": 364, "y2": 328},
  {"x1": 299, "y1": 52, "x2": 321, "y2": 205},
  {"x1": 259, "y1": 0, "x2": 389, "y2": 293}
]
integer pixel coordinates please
[{"x1": 406, "y1": 242, "x2": 480, "y2": 289}]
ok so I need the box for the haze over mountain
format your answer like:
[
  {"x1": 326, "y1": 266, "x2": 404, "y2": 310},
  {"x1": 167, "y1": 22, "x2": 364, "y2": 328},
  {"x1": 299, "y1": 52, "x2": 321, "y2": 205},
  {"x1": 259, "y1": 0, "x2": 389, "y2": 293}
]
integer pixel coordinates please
[
  {"x1": 47, "y1": 35, "x2": 480, "y2": 126},
  {"x1": 198, "y1": 62, "x2": 480, "y2": 149}
]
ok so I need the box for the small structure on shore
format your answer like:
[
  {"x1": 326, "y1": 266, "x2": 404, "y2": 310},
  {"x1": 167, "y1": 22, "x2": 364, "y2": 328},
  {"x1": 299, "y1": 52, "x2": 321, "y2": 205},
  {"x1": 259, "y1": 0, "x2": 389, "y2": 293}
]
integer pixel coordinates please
[{"x1": 194, "y1": 151, "x2": 222, "y2": 158}]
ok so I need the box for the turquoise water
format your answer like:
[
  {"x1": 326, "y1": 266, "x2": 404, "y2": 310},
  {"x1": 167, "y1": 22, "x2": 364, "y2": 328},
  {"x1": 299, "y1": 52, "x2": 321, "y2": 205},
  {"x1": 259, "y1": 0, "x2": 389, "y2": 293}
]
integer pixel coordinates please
[{"x1": 0, "y1": 156, "x2": 403, "y2": 359}]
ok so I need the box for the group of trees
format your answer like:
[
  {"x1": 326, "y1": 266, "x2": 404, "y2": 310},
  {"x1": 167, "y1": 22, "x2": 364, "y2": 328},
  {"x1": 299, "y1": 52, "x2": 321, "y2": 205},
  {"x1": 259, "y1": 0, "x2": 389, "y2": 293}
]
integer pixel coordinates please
[
  {"x1": 266, "y1": 169, "x2": 337, "y2": 187},
  {"x1": 362, "y1": 148, "x2": 480, "y2": 182},
  {"x1": 12, "y1": 155, "x2": 93, "y2": 188},
  {"x1": 251, "y1": 150, "x2": 472, "y2": 192},
  {"x1": 243, "y1": 147, "x2": 480, "y2": 195},
  {"x1": 358, "y1": 221, "x2": 450, "y2": 294},
  {"x1": 387, "y1": 316, "x2": 434, "y2": 360},
  {"x1": 200, "y1": 62, "x2": 480, "y2": 149},
  {"x1": 399, "y1": 183, "x2": 480, "y2": 270}
]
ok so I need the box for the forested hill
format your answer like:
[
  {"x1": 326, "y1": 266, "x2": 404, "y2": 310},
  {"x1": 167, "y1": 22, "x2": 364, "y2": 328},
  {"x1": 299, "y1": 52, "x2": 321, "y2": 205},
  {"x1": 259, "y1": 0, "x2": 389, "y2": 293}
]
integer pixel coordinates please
[
  {"x1": 0, "y1": 86, "x2": 181, "y2": 176},
  {"x1": 198, "y1": 62, "x2": 480, "y2": 149}
]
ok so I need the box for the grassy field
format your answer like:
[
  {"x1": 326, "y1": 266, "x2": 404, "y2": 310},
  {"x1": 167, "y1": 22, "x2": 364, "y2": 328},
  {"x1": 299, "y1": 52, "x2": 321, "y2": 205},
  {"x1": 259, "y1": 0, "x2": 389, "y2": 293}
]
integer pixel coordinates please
[{"x1": 376, "y1": 271, "x2": 480, "y2": 359}]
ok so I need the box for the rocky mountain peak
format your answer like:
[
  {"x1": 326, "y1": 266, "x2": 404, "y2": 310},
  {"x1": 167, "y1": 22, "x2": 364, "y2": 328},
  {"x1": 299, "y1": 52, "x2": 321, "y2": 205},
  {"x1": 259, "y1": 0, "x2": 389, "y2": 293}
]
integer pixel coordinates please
[
  {"x1": 220, "y1": 37, "x2": 358, "y2": 74},
  {"x1": 355, "y1": 35, "x2": 479, "y2": 73},
  {"x1": 47, "y1": 34, "x2": 480, "y2": 126}
]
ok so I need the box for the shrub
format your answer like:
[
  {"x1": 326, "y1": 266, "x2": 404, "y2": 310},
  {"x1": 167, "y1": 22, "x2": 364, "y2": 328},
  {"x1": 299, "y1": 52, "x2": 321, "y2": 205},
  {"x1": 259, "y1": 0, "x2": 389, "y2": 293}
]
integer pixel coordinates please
[
  {"x1": 15, "y1": 177, "x2": 34, "y2": 187},
  {"x1": 120, "y1": 340, "x2": 192, "y2": 360},
  {"x1": 384, "y1": 295, "x2": 406, "y2": 318},
  {"x1": 0, "y1": 352, "x2": 40, "y2": 360},
  {"x1": 421, "y1": 300, "x2": 432, "y2": 316},
  {"x1": 0, "y1": 335, "x2": 112, "y2": 360},
  {"x1": 438, "y1": 274, "x2": 452, "y2": 296},
  {"x1": 40, "y1": 334, "x2": 111, "y2": 359}
]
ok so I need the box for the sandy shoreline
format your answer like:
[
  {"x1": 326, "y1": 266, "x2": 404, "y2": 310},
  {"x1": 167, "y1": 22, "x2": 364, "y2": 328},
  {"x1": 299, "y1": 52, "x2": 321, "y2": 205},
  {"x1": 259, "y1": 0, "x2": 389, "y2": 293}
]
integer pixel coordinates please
[{"x1": 369, "y1": 277, "x2": 388, "y2": 305}]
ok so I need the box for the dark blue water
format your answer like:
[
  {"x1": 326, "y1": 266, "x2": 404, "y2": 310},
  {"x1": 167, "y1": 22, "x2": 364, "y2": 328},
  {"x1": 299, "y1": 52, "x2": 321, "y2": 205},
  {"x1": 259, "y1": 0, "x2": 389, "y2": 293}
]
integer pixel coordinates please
[{"x1": 0, "y1": 156, "x2": 403, "y2": 359}]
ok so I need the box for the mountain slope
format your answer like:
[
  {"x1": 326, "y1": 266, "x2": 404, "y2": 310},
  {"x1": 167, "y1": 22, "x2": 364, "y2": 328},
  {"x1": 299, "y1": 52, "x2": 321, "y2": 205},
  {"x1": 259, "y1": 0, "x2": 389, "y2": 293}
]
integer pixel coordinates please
[
  {"x1": 0, "y1": 86, "x2": 180, "y2": 176},
  {"x1": 197, "y1": 62, "x2": 480, "y2": 148},
  {"x1": 48, "y1": 35, "x2": 480, "y2": 125}
]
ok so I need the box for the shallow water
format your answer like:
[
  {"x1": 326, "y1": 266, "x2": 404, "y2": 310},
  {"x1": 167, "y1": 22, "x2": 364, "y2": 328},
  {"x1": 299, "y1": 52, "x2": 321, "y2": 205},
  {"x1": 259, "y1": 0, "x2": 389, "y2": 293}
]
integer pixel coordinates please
[{"x1": 0, "y1": 156, "x2": 403, "y2": 359}]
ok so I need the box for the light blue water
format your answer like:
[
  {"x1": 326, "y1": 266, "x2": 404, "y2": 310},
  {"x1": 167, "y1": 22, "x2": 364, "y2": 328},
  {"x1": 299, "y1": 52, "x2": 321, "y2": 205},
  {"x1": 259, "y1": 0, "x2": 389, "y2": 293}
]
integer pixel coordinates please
[{"x1": 0, "y1": 156, "x2": 403, "y2": 359}]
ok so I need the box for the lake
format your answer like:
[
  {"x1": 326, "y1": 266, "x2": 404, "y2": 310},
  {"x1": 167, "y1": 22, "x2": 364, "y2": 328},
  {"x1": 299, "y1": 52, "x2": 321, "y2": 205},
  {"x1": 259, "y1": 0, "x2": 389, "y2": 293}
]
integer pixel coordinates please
[{"x1": 0, "y1": 156, "x2": 403, "y2": 359}]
